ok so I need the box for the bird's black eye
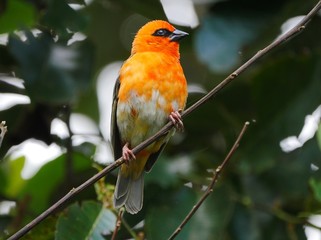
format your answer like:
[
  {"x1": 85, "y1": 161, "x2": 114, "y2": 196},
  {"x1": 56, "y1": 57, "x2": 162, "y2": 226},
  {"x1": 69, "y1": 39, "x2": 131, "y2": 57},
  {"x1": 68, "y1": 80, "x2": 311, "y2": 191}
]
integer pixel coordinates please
[{"x1": 152, "y1": 28, "x2": 172, "y2": 37}]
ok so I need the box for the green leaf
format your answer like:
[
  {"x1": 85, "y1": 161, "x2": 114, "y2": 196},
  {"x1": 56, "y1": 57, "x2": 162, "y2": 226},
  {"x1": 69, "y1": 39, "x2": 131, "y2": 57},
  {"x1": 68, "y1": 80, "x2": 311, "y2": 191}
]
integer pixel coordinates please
[
  {"x1": 0, "y1": 215, "x2": 12, "y2": 239},
  {"x1": 310, "y1": 178, "x2": 321, "y2": 203},
  {"x1": 188, "y1": 185, "x2": 235, "y2": 240},
  {"x1": 145, "y1": 187, "x2": 196, "y2": 240},
  {"x1": 23, "y1": 216, "x2": 57, "y2": 240},
  {"x1": 229, "y1": 204, "x2": 261, "y2": 240},
  {"x1": 0, "y1": 156, "x2": 26, "y2": 197},
  {"x1": 195, "y1": 9, "x2": 267, "y2": 73},
  {"x1": 19, "y1": 152, "x2": 92, "y2": 214},
  {"x1": 55, "y1": 201, "x2": 117, "y2": 240},
  {"x1": 42, "y1": 0, "x2": 87, "y2": 39},
  {"x1": 250, "y1": 54, "x2": 321, "y2": 127},
  {"x1": 0, "y1": 0, "x2": 36, "y2": 33},
  {"x1": 8, "y1": 32, "x2": 94, "y2": 104}
]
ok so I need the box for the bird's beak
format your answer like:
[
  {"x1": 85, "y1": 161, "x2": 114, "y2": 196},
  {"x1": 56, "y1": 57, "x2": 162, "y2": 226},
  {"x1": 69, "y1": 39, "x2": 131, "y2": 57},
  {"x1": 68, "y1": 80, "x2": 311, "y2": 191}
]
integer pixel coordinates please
[{"x1": 169, "y1": 29, "x2": 189, "y2": 42}]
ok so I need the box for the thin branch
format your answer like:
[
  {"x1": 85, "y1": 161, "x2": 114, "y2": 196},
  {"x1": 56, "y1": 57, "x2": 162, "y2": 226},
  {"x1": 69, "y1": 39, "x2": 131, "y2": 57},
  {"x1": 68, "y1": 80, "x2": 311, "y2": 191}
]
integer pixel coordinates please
[
  {"x1": 7, "y1": 1, "x2": 321, "y2": 239},
  {"x1": 118, "y1": 214, "x2": 138, "y2": 239},
  {"x1": 168, "y1": 121, "x2": 250, "y2": 240},
  {"x1": 111, "y1": 208, "x2": 124, "y2": 240},
  {"x1": 8, "y1": 158, "x2": 124, "y2": 240},
  {"x1": 0, "y1": 121, "x2": 8, "y2": 149},
  {"x1": 305, "y1": 221, "x2": 321, "y2": 231},
  {"x1": 182, "y1": 1, "x2": 321, "y2": 119}
]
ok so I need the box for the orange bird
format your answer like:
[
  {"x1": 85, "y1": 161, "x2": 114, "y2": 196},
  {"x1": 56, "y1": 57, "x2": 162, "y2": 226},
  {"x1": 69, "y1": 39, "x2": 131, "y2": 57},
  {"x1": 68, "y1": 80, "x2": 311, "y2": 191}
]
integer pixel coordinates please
[{"x1": 111, "y1": 20, "x2": 188, "y2": 214}]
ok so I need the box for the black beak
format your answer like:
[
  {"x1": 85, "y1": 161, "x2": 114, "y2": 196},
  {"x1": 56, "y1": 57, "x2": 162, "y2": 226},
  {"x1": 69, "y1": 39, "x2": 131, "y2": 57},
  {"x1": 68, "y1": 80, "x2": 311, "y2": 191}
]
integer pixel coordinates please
[{"x1": 169, "y1": 29, "x2": 189, "y2": 42}]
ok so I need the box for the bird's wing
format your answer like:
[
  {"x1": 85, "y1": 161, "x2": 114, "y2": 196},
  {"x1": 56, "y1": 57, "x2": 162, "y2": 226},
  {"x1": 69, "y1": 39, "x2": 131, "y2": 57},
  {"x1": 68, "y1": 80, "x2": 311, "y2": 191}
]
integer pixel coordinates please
[
  {"x1": 144, "y1": 125, "x2": 176, "y2": 172},
  {"x1": 144, "y1": 135, "x2": 171, "y2": 172},
  {"x1": 111, "y1": 78, "x2": 122, "y2": 160},
  {"x1": 144, "y1": 142, "x2": 167, "y2": 172}
]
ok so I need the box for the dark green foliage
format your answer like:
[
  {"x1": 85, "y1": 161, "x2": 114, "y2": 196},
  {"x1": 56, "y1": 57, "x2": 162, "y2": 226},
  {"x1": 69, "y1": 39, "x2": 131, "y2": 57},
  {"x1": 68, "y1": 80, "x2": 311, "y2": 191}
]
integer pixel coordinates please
[
  {"x1": 56, "y1": 201, "x2": 116, "y2": 240},
  {"x1": 1, "y1": 0, "x2": 321, "y2": 239}
]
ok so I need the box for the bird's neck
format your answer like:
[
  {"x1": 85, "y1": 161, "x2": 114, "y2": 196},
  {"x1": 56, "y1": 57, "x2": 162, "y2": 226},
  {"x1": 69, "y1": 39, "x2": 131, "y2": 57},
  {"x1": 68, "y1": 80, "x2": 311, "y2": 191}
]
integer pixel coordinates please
[{"x1": 131, "y1": 42, "x2": 180, "y2": 59}]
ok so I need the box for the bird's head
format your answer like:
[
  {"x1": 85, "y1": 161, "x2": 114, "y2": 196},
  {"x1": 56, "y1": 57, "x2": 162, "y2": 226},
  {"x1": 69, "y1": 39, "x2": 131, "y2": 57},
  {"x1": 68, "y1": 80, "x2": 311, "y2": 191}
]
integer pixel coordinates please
[{"x1": 131, "y1": 20, "x2": 188, "y2": 58}]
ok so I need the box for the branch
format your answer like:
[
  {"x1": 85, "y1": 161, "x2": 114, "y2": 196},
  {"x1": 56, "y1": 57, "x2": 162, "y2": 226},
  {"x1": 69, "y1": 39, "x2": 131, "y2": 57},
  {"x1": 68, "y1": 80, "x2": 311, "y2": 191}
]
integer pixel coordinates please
[
  {"x1": 0, "y1": 121, "x2": 8, "y2": 149},
  {"x1": 168, "y1": 121, "x2": 250, "y2": 240},
  {"x1": 111, "y1": 208, "x2": 124, "y2": 240},
  {"x1": 8, "y1": 1, "x2": 321, "y2": 239}
]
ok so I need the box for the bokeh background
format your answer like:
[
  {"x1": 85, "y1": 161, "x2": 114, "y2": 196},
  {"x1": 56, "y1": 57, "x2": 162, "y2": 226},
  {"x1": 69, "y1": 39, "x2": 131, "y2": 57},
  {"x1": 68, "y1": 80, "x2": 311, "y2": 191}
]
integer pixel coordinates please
[{"x1": 1, "y1": 0, "x2": 321, "y2": 239}]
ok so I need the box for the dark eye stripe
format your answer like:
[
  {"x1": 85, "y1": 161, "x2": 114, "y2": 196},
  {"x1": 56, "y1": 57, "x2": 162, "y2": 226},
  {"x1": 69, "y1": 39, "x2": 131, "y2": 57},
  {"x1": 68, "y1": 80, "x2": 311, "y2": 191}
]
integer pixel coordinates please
[{"x1": 152, "y1": 28, "x2": 172, "y2": 37}]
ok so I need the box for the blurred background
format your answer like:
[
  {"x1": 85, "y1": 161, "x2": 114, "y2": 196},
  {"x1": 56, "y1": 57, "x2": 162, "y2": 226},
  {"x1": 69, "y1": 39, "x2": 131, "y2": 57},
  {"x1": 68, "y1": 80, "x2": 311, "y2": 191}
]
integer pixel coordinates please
[{"x1": 1, "y1": 0, "x2": 321, "y2": 239}]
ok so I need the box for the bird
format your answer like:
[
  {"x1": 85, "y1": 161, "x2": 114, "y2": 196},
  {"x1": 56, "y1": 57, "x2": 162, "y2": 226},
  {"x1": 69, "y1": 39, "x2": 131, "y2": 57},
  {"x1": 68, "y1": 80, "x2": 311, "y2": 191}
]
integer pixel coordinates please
[{"x1": 111, "y1": 20, "x2": 188, "y2": 214}]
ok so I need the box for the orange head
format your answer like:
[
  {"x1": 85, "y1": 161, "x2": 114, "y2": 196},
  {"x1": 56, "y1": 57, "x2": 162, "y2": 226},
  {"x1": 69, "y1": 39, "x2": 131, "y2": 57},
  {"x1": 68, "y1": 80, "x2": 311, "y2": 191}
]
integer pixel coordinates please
[{"x1": 131, "y1": 20, "x2": 188, "y2": 58}]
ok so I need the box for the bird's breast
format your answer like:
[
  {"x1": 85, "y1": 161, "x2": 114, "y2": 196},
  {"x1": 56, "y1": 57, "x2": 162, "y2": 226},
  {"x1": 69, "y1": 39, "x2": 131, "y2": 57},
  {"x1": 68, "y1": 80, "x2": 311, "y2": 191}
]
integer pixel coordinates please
[
  {"x1": 116, "y1": 52, "x2": 187, "y2": 147},
  {"x1": 117, "y1": 89, "x2": 171, "y2": 147}
]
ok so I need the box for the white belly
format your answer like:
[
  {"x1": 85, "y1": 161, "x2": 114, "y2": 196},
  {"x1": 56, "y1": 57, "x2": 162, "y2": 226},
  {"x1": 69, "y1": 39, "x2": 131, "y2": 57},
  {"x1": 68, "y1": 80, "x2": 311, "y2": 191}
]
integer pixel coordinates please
[{"x1": 116, "y1": 89, "x2": 170, "y2": 147}]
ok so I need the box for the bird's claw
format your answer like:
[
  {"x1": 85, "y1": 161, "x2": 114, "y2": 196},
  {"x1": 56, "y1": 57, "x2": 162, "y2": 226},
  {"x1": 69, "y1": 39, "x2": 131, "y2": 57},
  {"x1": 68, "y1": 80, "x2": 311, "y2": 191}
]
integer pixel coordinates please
[
  {"x1": 122, "y1": 143, "x2": 136, "y2": 164},
  {"x1": 169, "y1": 110, "x2": 184, "y2": 132}
]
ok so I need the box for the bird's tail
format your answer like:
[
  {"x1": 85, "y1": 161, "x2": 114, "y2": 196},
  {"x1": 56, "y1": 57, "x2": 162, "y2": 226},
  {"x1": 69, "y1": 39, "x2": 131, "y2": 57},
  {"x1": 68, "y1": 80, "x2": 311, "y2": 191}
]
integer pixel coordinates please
[{"x1": 113, "y1": 171, "x2": 144, "y2": 214}]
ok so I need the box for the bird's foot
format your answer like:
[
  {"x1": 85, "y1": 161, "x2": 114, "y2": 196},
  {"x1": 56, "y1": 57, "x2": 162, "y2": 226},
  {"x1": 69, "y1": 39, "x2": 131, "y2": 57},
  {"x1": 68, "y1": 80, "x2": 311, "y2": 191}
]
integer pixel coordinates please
[
  {"x1": 122, "y1": 143, "x2": 136, "y2": 164},
  {"x1": 169, "y1": 110, "x2": 184, "y2": 132}
]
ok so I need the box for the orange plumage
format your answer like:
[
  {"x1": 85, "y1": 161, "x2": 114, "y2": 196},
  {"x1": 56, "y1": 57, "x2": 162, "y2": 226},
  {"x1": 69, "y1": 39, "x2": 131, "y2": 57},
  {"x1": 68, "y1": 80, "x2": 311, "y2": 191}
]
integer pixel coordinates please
[{"x1": 111, "y1": 20, "x2": 188, "y2": 214}]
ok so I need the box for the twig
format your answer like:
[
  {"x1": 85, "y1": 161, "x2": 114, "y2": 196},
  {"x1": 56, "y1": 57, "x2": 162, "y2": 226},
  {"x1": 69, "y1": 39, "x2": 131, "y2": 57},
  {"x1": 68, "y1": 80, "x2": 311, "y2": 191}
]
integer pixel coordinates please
[
  {"x1": 7, "y1": 1, "x2": 321, "y2": 239},
  {"x1": 8, "y1": 158, "x2": 124, "y2": 240},
  {"x1": 305, "y1": 221, "x2": 321, "y2": 231},
  {"x1": 182, "y1": 1, "x2": 321, "y2": 119},
  {"x1": 168, "y1": 121, "x2": 250, "y2": 240},
  {"x1": 111, "y1": 208, "x2": 124, "y2": 240},
  {"x1": 0, "y1": 121, "x2": 8, "y2": 149}
]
